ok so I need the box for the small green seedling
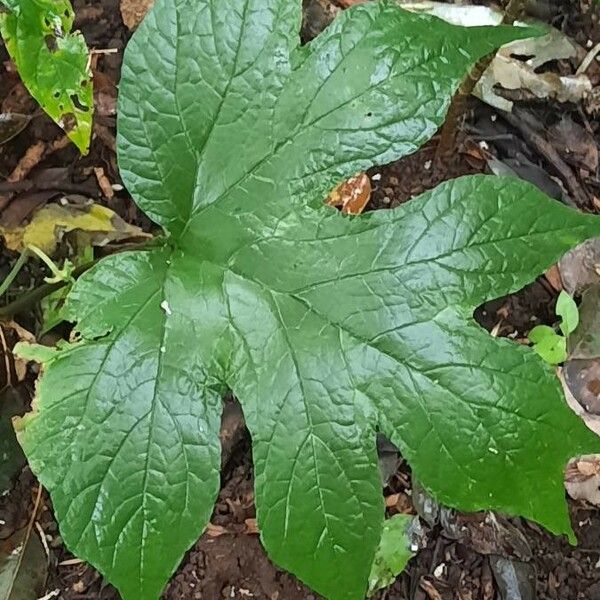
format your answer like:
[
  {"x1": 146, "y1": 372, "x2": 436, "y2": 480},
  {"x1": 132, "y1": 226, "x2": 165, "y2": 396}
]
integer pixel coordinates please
[
  {"x1": 529, "y1": 291, "x2": 579, "y2": 364},
  {"x1": 367, "y1": 514, "x2": 415, "y2": 596}
]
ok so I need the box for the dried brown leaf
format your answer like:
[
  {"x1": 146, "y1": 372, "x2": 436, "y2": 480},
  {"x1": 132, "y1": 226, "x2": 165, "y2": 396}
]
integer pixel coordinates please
[{"x1": 120, "y1": 0, "x2": 154, "y2": 30}]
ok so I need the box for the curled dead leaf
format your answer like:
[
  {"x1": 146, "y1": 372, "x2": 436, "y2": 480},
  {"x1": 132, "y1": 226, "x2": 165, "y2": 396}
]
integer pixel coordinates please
[
  {"x1": 566, "y1": 455, "x2": 600, "y2": 505},
  {"x1": 561, "y1": 368, "x2": 600, "y2": 438},
  {"x1": 0, "y1": 202, "x2": 148, "y2": 255},
  {"x1": 544, "y1": 265, "x2": 563, "y2": 292},
  {"x1": 476, "y1": 55, "x2": 591, "y2": 112},
  {"x1": 400, "y1": 3, "x2": 590, "y2": 113},
  {"x1": 326, "y1": 173, "x2": 371, "y2": 214},
  {"x1": 0, "y1": 113, "x2": 30, "y2": 146},
  {"x1": 559, "y1": 238, "x2": 600, "y2": 295},
  {"x1": 571, "y1": 458, "x2": 600, "y2": 478}
]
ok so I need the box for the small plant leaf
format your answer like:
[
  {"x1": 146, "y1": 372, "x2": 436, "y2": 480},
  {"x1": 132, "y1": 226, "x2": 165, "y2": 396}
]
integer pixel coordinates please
[
  {"x1": 529, "y1": 325, "x2": 567, "y2": 365},
  {"x1": 0, "y1": 0, "x2": 93, "y2": 153},
  {"x1": 528, "y1": 324, "x2": 556, "y2": 344},
  {"x1": 13, "y1": 2, "x2": 600, "y2": 600},
  {"x1": 557, "y1": 291, "x2": 579, "y2": 337},
  {"x1": 40, "y1": 244, "x2": 94, "y2": 334},
  {"x1": 367, "y1": 514, "x2": 415, "y2": 595}
]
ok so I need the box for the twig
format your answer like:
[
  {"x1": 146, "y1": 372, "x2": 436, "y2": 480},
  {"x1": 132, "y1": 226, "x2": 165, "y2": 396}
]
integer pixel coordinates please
[
  {"x1": 5, "y1": 486, "x2": 44, "y2": 599},
  {"x1": 7, "y1": 142, "x2": 46, "y2": 184},
  {"x1": 34, "y1": 521, "x2": 50, "y2": 560},
  {"x1": 434, "y1": 0, "x2": 527, "y2": 172},
  {"x1": 499, "y1": 109, "x2": 589, "y2": 208},
  {"x1": 4, "y1": 137, "x2": 69, "y2": 186},
  {"x1": 0, "y1": 322, "x2": 12, "y2": 388},
  {"x1": 0, "y1": 136, "x2": 72, "y2": 211},
  {"x1": 0, "y1": 248, "x2": 30, "y2": 298},
  {"x1": 0, "y1": 179, "x2": 99, "y2": 195},
  {"x1": 58, "y1": 558, "x2": 84, "y2": 566},
  {"x1": 89, "y1": 48, "x2": 119, "y2": 55},
  {"x1": 434, "y1": 58, "x2": 493, "y2": 170},
  {"x1": 37, "y1": 590, "x2": 60, "y2": 600},
  {"x1": 576, "y1": 41, "x2": 600, "y2": 75}
]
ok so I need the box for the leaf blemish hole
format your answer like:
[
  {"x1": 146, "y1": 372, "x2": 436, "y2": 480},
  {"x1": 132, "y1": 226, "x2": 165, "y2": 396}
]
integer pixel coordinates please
[
  {"x1": 61, "y1": 112, "x2": 77, "y2": 132},
  {"x1": 44, "y1": 35, "x2": 58, "y2": 52},
  {"x1": 70, "y1": 94, "x2": 89, "y2": 112}
]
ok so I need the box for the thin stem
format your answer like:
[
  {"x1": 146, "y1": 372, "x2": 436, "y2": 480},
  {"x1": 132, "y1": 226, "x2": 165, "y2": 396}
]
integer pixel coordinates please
[
  {"x1": 27, "y1": 244, "x2": 71, "y2": 283},
  {"x1": 0, "y1": 248, "x2": 30, "y2": 298},
  {"x1": 0, "y1": 239, "x2": 160, "y2": 320},
  {"x1": 0, "y1": 261, "x2": 96, "y2": 320},
  {"x1": 434, "y1": 0, "x2": 527, "y2": 172}
]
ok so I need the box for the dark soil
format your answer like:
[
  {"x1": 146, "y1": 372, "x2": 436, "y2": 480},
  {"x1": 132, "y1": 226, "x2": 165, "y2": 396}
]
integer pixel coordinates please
[
  {"x1": 1, "y1": 0, "x2": 600, "y2": 599},
  {"x1": 4, "y1": 445, "x2": 600, "y2": 600}
]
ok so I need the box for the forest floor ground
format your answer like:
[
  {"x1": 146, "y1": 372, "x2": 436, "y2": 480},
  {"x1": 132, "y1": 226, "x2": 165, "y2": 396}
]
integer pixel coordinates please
[{"x1": 1, "y1": 0, "x2": 600, "y2": 598}]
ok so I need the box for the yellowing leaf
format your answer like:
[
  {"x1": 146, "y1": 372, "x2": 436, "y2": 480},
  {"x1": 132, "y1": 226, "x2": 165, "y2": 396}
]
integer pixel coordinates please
[{"x1": 0, "y1": 203, "x2": 147, "y2": 254}]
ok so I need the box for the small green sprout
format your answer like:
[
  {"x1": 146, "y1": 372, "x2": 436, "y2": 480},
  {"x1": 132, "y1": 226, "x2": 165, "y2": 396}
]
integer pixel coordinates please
[{"x1": 529, "y1": 291, "x2": 579, "y2": 364}]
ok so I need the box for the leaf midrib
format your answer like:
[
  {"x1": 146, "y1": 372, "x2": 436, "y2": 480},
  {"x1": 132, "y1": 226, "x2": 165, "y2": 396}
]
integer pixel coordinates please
[
  {"x1": 216, "y1": 258, "x2": 559, "y2": 425},
  {"x1": 176, "y1": 21, "x2": 452, "y2": 241}
]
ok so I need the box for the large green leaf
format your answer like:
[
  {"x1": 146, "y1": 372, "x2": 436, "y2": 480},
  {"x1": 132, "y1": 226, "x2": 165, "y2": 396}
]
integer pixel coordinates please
[
  {"x1": 13, "y1": 2, "x2": 600, "y2": 600},
  {"x1": 116, "y1": 0, "x2": 533, "y2": 236},
  {"x1": 0, "y1": 0, "x2": 93, "y2": 153}
]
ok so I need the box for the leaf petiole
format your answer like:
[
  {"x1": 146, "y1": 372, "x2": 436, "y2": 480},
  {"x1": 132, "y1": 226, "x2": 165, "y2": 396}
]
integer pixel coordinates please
[
  {"x1": 26, "y1": 244, "x2": 74, "y2": 284},
  {"x1": 0, "y1": 247, "x2": 30, "y2": 298}
]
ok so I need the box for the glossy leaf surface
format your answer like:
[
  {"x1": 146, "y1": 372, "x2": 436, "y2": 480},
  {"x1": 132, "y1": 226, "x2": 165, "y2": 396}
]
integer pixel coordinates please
[
  {"x1": 14, "y1": 2, "x2": 600, "y2": 600},
  {"x1": 0, "y1": 0, "x2": 93, "y2": 153}
]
